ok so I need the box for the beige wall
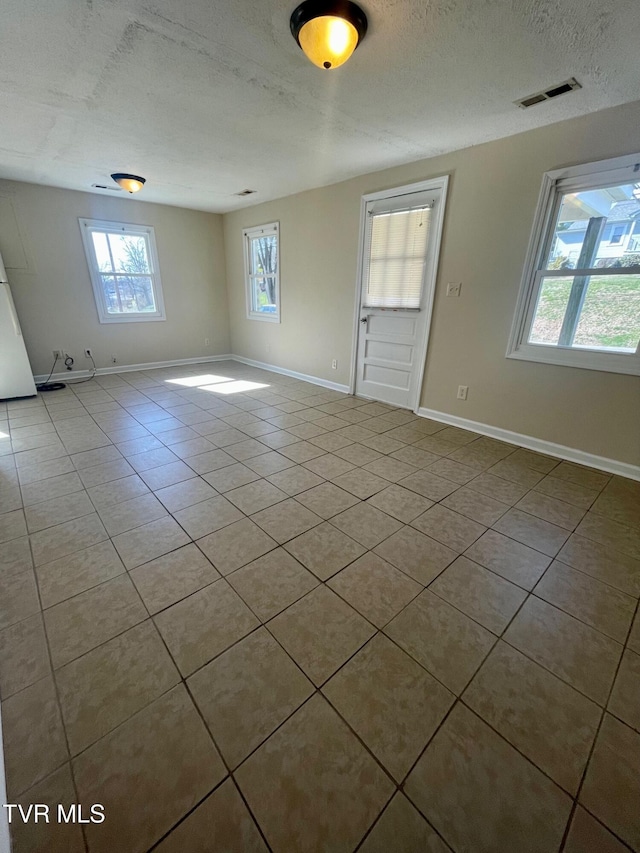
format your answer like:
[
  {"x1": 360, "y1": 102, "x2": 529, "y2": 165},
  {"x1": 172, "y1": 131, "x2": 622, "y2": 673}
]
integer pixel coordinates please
[
  {"x1": 0, "y1": 181, "x2": 229, "y2": 375},
  {"x1": 224, "y1": 100, "x2": 640, "y2": 466}
]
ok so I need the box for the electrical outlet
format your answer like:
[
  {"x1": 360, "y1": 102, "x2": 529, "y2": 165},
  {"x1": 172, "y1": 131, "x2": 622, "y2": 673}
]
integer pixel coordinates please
[
  {"x1": 447, "y1": 282, "x2": 462, "y2": 298},
  {"x1": 84, "y1": 348, "x2": 93, "y2": 358},
  {"x1": 111, "y1": 355, "x2": 117, "y2": 364},
  {"x1": 52, "y1": 349, "x2": 63, "y2": 361},
  {"x1": 331, "y1": 359, "x2": 337, "y2": 370},
  {"x1": 204, "y1": 338, "x2": 210, "y2": 346},
  {"x1": 457, "y1": 385, "x2": 469, "y2": 400}
]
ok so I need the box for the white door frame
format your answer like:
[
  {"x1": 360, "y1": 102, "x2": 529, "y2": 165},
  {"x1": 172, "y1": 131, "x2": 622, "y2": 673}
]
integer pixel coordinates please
[{"x1": 349, "y1": 175, "x2": 450, "y2": 411}]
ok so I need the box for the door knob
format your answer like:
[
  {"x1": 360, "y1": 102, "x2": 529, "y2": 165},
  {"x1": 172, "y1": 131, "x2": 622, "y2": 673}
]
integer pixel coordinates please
[{"x1": 360, "y1": 317, "x2": 367, "y2": 323}]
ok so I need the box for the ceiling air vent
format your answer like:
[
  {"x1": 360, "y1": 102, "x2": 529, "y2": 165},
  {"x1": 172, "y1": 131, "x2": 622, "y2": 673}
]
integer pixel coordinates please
[
  {"x1": 91, "y1": 183, "x2": 122, "y2": 191},
  {"x1": 515, "y1": 78, "x2": 581, "y2": 109},
  {"x1": 236, "y1": 189, "x2": 256, "y2": 196}
]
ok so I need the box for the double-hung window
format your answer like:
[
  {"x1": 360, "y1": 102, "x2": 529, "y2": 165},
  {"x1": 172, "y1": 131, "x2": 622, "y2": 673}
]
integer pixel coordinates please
[
  {"x1": 243, "y1": 222, "x2": 280, "y2": 322},
  {"x1": 508, "y1": 153, "x2": 640, "y2": 375},
  {"x1": 79, "y1": 218, "x2": 166, "y2": 323}
]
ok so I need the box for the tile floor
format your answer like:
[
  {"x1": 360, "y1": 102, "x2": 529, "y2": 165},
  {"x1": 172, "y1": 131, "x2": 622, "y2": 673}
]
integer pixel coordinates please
[{"x1": 0, "y1": 361, "x2": 639, "y2": 852}]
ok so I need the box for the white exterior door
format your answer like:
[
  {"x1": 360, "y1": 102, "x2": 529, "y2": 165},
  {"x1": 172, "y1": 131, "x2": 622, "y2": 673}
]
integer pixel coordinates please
[{"x1": 354, "y1": 179, "x2": 448, "y2": 409}]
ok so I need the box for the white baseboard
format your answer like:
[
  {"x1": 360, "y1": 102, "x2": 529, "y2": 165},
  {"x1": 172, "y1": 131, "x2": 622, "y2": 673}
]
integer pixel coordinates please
[
  {"x1": 33, "y1": 354, "x2": 234, "y2": 384},
  {"x1": 230, "y1": 355, "x2": 350, "y2": 394},
  {"x1": 417, "y1": 407, "x2": 640, "y2": 482}
]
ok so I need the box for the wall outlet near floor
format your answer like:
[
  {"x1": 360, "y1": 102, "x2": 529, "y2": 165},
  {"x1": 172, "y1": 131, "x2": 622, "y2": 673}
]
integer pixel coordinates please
[
  {"x1": 331, "y1": 359, "x2": 338, "y2": 370},
  {"x1": 446, "y1": 282, "x2": 462, "y2": 297},
  {"x1": 52, "y1": 349, "x2": 64, "y2": 361},
  {"x1": 204, "y1": 338, "x2": 210, "y2": 346},
  {"x1": 111, "y1": 355, "x2": 117, "y2": 363},
  {"x1": 457, "y1": 385, "x2": 469, "y2": 400},
  {"x1": 84, "y1": 348, "x2": 93, "y2": 358}
]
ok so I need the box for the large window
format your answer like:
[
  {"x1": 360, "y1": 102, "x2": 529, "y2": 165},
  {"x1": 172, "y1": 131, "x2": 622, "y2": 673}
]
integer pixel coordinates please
[
  {"x1": 508, "y1": 152, "x2": 640, "y2": 375},
  {"x1": 79, "y1": 218, "x2": 166, "y2": 323},
  {"x1": 243, "y1": 222, "x2": 280, "y2": 323}
]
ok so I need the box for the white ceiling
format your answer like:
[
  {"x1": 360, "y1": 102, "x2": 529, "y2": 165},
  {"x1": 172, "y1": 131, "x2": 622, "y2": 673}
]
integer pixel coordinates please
[{"x1": 1, "y1": 0, "x2": 638, "y2": 213}]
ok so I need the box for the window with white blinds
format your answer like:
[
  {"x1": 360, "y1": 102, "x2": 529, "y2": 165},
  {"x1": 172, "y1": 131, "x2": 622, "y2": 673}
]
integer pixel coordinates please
[{"x1": 362, "y1": 201, "x2": 432, "y2": 308}]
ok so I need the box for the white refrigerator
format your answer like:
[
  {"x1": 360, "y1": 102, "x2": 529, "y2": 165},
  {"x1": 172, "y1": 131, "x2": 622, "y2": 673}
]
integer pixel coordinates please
[{"x1": 0, "y1": 251, "x2": 36, "y2": 400}]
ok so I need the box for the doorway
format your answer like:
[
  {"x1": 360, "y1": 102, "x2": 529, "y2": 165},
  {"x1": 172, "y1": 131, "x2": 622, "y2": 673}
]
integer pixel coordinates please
[{"x1": 351, "y1": 177, "x2": 449, "y2": 410}]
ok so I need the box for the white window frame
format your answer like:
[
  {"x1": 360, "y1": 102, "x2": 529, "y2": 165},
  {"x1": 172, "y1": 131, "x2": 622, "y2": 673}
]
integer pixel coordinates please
[
  {"x1": 243, "y1": 222, "x2": 280, "y2": 323},
  {"x1": 79, "y1": 218, "x2": 166, "y2": 324},
  {"x1": 507, "y1": 152, "x2": 640, "y2": 376}
]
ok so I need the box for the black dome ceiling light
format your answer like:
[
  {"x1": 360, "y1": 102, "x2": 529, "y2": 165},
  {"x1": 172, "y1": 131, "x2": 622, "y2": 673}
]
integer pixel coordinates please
[{"x1": 290, "y1": 0, "x2": 368, "y2": 70}]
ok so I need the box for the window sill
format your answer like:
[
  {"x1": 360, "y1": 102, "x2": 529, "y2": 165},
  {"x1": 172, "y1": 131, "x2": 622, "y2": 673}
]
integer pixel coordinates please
[
  {"x1": 97, "y1": 314, "x2": 166, "y2": 324},
  {"x1": 246, "y1": 312, "x2": 280, "y2": 324},
  {"x1": 507, "y1": 344, "x2": 640, "y2": 376}
]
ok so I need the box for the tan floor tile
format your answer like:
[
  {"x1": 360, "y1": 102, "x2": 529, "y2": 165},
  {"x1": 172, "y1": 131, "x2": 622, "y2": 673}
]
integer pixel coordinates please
[
  {"x1": 374, "y1": 526, "x2": 457, "y2": 585},
  {"x1": 173, "y1": 494, "x2": 242, "y2": 539},
  {"x1": 359, "y1": 793, "x2": 450, "y2": 853},
  {"x1": 412, "y1": 504, "x2": 486, "y2": 552},
  {"x1": 465, "y1": 529, "x2": 551, "y2": 590},
  {"x1": 323, "y1": 634, "x2": 454, "y2": 781},
  {"x1": 295, "y1": 481, "x2": 359, "y2": 518},
  {"x1": 385, "y1": 590, "x2": 494, "y2": 694},
  {"x1": 504, "y1": 597, "x2": 622, "y2": 705},
  {"x1": 494, "y1": 507, "x2": 569, "y2": 557},
  {"x1": 36, "y1": 540, "x2": 124, "y2": 609},
  {"x1": 23, "y1": 491, "x2": 93, "y2": 534},
  {"x1": 576, "y1": 512, "x2": 640, "y2": 561},
  {"x1": 410, "y1": 435, "x2": 458, "y2": 456},
  {"x1": 426, "y1": 457, "x2": 478, "y2": 485},
  {"x1": 188, "y1": 627, "x2": 313, "y2": 768},
  {"x1": 302, "y1": 452, "x2": 358, "y2": 479},
  {"x1": 9, "y1": 764, "x2": 85, "y2": 853},
  {"x1": 30, "y1": 512, "x2": 108, "y2": 566},
  {"x1": 308, "y1": 431, "x2": 354, "y2": 452},
  {"x1": 405, "y1": 703, "x2": 572, "y2": 853},
  {"x1": 251, "y1": 498, "x2": 322, "y2": 543},
  {"x1": 128, "y1": 447, "x2": 180, "y2": 473},
  {"x1": 366, "y1": 484, "x2": 433, "y2": 523},
  {"x1": 284, "y1": 522, "x2": 366, "y2": 580},
  {"x1": 534, "y1": 561, "x2": 636, "y2": 643},
  {"x1": 112, "y1": 515, "x2": 190, "y2": 569},
  {"x1": 227, "y1": 548, "x2": 318, "y2": 621},
  {"x1": 45, "y1": 574, "x2": 147, "y2": 668},
  {"x1": 430, "y1": 556, "x2": 526, "y2": 634},
  {"x1": 184, "y1": 448, "x2": 236, "y2": 474},
  {"x1": 98, "y1": 492, "x2": 168, "y2": 536},
  {"x1": 153, "y1": 476, "x2": 217, "y2": 512},
  {"x1": 558, "y1": 534, "x2": 640, "y2": 597},
  {"x1": 399, "y1": 470, "x2": 459, "y2": 501},
  {"x1": 137, "y1": 459, "x2": 196, "y2": 490},
  {"x1": 331, "y1": 503, "x2": 402, "y2": 549},
  {"x1": 466, "y1": 471, "x2": 529, "y2": 505},
  {"x1": 235, "y1": 694, "x2": 393, "y2": 853},
  {"x1": 226, "y1": 438, "x2": 271, "y2": 461},
  {"x1": 2, "y1": 676, "x2": 68, "y2": 798},
  {"x1": 268, "y1": 586, "x2": 375, "y2": 686},
  {"x1": 629, "y1": 609, "x2": 640, "y2": 654},
  {"x1": 335, "y1": 443, "x2": 383, "y2": 466},
  {"x1": 328, "y1": 552, "x2": 422, "y2": 628},
  {"x1": 331, "y1": 468, "x2": 389, "y2": 499},
  {"x1": 0, "y1": 536, "x2": 32, "y2": 579},
  {"x1": 74, "y1": 685, "x2": 226, "y2": 853},
  {"x1": 553, "y1": 461, "x2": 611, "y2": 491},
  {"x1": 580, "y1": 713, "x2": 640, "y2": 850},
  {"x1": 0, "y1": 570, "x2": 40, "y2": 631},
  {"x1": 441, "y1": 485, "x2": 509, "y2": 526},
  {"x1": 564, "y1": 806, "x2": 632, "y2": 853},
  {"x1": 77, "y1": 457, "x2": 135, "y2": 488},
  {"x1": 516, "y1": 490, "x2": 585, "y2": 530},
  {"x1": 464, "y1": 641, "x2": 601, "y2": 794},
  {"x1": 244, "y1": 450, "x2": 297, "y2": 476},
  {"x1": 56, "y1": 620, "x2": 180, "y2": 755},
  {"x1": 266, "y1": 465, "x2": 324, "y2": 496},
  {"x1": 592, "y1": 477, "x2": 640, "y2": 530},
  {"x1": 487, "y1": 458, "x2": 545, "y2": 489},
  {"x1": 225, "y1": 479, "x2": 287, "y2": 514},
  {"x1": 154, "y1": 579, "x2": 259, "y2": 675},
  {"x1": 17, "y1": 456, "x2": 75, "y2": 486},
  {"x1": 70, "y1": 445, "x2": 121, "y2": 470},
  {"x1": 390, "y1": 445, "x2": 440, "y2": 468},
  {"x1": 154, "y1": 779, "x2": 268, "y2": 853},
  {"x1": 20, "y1": 471, "x2": 84, "y2": 507},
  {"x1": 608, "y1": 649, "x2": 640, "y2": 732},
  {"x1": 507, "y1": 448, "x2": 558, "y2": 473},
  {"x1": 87, "y1": 473, "x2": 150, "y2": 509},
  {"x1": 533, "y1": 474, "x2": 599, "y2": 510},
  {"x1": 198, "y1": 517, "x2": 277, "y2": 574},
  {"x1": 363, "y1": 456, "x2": 418, "y2": 483},
  {"x1": 130, "y1": 544, "x2": 219, "y2": 614},
  {"x1": 0, "y1": 613, "x2": 50, "y2": 699},
  {"x1": 203, "y1": 461, "x2": 261, "y2": 492}
]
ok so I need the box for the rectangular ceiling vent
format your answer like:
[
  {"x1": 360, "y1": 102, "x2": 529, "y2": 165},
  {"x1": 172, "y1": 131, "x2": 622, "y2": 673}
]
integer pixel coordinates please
[
  {"x1": 236, "y1": 189, "x2": 256, "y2": 196},
  {"x1": 91, "y1": 183, "x2": 122, "y2": 191},
  {"x1": 515, "y1": 78, "x2": 581, "y2": 109}
]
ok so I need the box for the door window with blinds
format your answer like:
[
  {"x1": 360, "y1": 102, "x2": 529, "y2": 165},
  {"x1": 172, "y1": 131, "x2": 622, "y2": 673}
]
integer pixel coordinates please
[{"x1": 362, "y1": 192, "x2": 434, "y2": 309}]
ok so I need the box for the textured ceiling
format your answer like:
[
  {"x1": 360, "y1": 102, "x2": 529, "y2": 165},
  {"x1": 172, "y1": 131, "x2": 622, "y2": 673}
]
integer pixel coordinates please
[{"x1": 0, "y1": 0, "x2": 638, "y2": 212}]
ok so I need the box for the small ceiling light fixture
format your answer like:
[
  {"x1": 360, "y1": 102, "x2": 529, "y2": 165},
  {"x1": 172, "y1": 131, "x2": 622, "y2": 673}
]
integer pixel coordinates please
[
  {"x1": 290, "y1": 0, "x2": 367, "y2": 70},
  {"x1": 110, "y1": 173, "x2": 146, "y2": 193}
]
